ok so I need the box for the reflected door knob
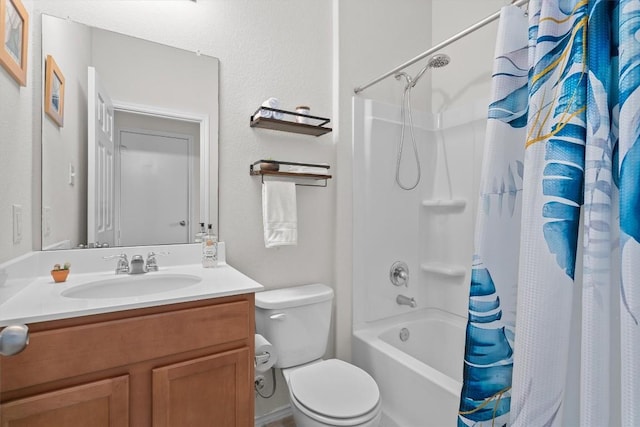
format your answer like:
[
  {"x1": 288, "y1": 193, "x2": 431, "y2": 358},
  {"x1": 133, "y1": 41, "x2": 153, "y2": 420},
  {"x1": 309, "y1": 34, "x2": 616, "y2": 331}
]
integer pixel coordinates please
[{"x1": 0, "y1": 324, "x2": 29, "y2": 356}]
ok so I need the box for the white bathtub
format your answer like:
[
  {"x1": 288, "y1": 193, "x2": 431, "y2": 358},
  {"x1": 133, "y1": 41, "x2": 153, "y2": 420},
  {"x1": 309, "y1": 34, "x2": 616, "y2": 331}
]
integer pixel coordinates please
[{"x1": 353, "y1": 308, "x2": 467, "y2": 427}]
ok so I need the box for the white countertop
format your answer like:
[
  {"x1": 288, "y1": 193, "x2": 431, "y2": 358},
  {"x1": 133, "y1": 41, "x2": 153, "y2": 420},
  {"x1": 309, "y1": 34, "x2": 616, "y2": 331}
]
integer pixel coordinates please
[{"x1": 0, "y1": 258, "x2": 263, "y2": 326}]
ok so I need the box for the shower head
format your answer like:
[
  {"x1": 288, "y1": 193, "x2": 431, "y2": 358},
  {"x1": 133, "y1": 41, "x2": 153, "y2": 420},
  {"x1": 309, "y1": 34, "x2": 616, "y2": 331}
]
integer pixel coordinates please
[
  {"x1": 394, "y1": 53, "x2": 450, "y2": 90},
  {"x1": 409, "y1": 53, "x2": 450, "y2": 88},
  {"x1": 427, "y1": 53, "x2": 451, "y2": 68}
]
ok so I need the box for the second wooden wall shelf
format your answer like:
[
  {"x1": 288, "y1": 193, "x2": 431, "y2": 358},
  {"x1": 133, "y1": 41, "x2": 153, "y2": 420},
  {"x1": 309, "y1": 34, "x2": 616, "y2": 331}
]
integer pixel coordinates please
[{"x1": 250, "y1": 160, "x2": 332, "y2": 187}]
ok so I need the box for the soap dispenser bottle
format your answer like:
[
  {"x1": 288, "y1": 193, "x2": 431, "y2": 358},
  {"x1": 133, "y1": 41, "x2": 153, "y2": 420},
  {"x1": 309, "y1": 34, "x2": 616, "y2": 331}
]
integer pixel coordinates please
[
  {"x1": 202, "y1": 224, "x2": 218, "y2": 268},
  {"x1": 194, "y1": 222, "x2": 206, "y2": 243}
]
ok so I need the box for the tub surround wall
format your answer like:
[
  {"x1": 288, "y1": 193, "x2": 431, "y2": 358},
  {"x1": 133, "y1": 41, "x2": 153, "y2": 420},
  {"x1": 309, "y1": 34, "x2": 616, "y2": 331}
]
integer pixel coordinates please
[
  {"x1": 352, "y1": 97, "x2": 486, "y2": 325},
  {"x1": 335, "y1": 0, "x2": 434, "y2": 362},
  {"x1": 336, "y1": 0, "x2": 508, "y2": 361}
]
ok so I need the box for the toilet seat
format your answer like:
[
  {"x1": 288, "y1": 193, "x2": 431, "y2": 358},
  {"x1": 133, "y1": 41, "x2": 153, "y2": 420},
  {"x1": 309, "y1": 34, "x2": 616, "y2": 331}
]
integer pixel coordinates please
[{"x1": 287, "y1": 359, "x2": 381, "y2": 425}]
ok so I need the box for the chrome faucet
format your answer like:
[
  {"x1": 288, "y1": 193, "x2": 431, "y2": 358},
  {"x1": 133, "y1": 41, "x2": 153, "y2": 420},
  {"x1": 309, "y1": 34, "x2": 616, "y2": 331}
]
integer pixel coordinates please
[
  {"x1": 105, "y1": 252, "x2": 169, "y2": 274},
  {"x1": 396, "y1": 294, "x2": 417, "y2": 308},
  {"x1": 129, "y1": 255, "x2": 146, "y2": 274}
]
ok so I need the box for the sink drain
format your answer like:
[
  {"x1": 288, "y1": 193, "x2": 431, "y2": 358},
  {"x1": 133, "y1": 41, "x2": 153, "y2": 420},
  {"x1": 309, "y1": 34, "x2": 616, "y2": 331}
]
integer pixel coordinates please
[{"x1": 399, "y1": 327, "x2": 410, "y2": 342}]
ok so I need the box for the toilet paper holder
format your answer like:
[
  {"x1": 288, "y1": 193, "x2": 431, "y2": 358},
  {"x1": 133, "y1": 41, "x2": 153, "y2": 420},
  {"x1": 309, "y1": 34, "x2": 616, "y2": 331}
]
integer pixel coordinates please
[
  {"x1": 255, "y1": 352, "x2": 271, "y2": 366},
  {"x1": 254, "y1": 334, "x2": 277, "y2": 373}
]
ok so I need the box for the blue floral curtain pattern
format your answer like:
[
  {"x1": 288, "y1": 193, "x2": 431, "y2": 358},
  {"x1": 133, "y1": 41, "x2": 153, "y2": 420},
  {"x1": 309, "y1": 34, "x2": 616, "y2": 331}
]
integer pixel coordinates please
[
  {"x1": 458, "y1": 6, "x2": 528, "y2": 426},
  {"x1": 581, "y1": 0, "x2": 618, "y2": 424},
  {"x1": 511, "y1": 1, "x2": 588, "y2": 424},
  {"x1": 460, "y1": 0, "x2": 640, "y2": 425},
  {"x1": 617, "y1": 1, "x2": 640, "y2": 424}
]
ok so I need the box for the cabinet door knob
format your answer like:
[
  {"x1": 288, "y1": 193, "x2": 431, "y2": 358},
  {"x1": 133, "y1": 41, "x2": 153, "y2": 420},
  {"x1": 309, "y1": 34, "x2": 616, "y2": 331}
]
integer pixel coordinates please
[{"x1": 0, "y1": 324, "x2": 29, "y2": 356}]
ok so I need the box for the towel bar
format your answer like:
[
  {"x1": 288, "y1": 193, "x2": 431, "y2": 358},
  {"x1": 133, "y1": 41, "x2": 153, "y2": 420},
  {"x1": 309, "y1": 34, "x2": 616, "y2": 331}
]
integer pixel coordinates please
[{"x1": 250, "y1": 160, "x2": 332, "y2": 188}]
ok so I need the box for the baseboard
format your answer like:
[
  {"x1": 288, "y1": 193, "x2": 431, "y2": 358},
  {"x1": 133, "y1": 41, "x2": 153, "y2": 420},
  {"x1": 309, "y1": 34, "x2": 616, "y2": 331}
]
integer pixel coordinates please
[{"x1": 254, "y1": 405, "x2": 293, "y2": 427}]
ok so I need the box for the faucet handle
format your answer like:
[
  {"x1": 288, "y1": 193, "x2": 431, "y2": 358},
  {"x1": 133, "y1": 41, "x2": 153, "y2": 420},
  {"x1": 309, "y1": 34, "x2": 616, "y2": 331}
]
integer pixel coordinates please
[
  {"x1": 390, "y1": 261, "x2": 409, "y2": 287},
  {"x1": 146, "y1": 251, "x2": 169, "y2": 272},
  {"x1": 103, "y1": 253, "x2": 129, "y2": 274}
]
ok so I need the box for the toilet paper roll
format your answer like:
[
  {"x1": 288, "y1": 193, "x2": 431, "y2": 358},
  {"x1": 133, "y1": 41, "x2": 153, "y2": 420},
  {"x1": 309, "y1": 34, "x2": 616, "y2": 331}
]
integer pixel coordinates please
[{"x1": 255, "y1": 334, "x2": 277, "y2": 372}]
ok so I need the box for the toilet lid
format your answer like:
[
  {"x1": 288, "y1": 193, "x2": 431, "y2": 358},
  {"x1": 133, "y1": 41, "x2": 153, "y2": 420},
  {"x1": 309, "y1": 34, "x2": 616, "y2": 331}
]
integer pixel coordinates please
[{"x1": 288, "y1": 359, "x2": 380, "y2": 419}]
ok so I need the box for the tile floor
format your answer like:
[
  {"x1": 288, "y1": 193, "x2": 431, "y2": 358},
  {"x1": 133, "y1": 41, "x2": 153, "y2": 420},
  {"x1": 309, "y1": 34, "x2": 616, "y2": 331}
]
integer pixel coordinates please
[{"x1": 264, "y1": 415, "x2": 296, "y2": 427}]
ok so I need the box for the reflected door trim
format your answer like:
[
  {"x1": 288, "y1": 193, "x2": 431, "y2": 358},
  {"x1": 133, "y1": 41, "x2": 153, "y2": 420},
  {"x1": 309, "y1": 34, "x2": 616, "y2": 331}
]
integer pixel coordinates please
[
  {"x1": 88, "y1": 67, "x2": 116, "y2": 247},
  {"x1": 112, "y1": 100, "x2": 210, "y2": 235}
]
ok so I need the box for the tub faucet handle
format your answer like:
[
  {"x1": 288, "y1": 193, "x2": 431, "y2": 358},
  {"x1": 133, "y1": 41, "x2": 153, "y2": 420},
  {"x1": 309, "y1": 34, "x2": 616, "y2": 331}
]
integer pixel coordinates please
[{"x1": 390, "y1": 261, "x2": 409, "y2": 287}]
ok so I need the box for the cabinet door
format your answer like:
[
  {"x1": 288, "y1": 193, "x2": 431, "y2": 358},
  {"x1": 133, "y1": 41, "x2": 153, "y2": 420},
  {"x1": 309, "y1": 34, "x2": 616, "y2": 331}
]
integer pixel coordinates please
[
  {"x1": 153, "y1": 347, "x2": 251, "y2": 427},
  {"x1": 0, "y1": 375, "x2": 129, "y2": 427}
]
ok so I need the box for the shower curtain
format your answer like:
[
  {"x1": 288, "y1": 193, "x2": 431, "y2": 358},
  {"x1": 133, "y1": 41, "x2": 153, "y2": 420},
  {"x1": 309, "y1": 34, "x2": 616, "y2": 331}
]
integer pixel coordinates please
[
  {"x1": 457, "y1": 6, "x2": 529, "y2": 427},
  {"x1": 459, "y1": 1, "x2": 640, "y2": 426}
]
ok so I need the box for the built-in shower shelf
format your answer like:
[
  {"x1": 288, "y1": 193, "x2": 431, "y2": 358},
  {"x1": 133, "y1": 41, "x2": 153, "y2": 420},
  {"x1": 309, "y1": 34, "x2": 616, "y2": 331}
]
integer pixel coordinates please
[
  {"x1": 421, "y1": 199, "x2": 466, "y2": 209},
  {"x1": 421, "y1": 262, "x2": 466, "y2": 277}
]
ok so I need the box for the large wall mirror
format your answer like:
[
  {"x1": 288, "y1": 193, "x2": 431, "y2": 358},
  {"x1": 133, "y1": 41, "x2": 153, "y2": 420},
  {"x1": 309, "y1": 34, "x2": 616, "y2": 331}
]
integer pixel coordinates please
[{"x1": 41, "y1": 14, "x2": 219, "y2": 250}]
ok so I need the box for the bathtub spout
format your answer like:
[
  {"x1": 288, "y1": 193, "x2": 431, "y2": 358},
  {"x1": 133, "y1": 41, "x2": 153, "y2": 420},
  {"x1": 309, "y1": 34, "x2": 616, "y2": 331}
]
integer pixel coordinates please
[{"x1": 396, "y1": 294, "x2": 417, "y2": 308}]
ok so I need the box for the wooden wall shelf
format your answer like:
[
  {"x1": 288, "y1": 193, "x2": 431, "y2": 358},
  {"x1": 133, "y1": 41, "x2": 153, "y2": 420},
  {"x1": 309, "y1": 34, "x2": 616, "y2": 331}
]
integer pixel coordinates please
[
  {"x1": 250, "y1": 160, "x2": 332, "y2": 187},
  {"x1": 250, "y1": 107, "x2": 332, "y2": 137}
]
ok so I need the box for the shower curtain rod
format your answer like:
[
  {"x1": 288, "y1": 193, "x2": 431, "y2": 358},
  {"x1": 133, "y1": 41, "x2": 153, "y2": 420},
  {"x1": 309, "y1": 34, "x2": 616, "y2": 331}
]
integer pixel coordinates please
[{"x1": 353, "y1": 0, "x2": 530, "y2": 94}]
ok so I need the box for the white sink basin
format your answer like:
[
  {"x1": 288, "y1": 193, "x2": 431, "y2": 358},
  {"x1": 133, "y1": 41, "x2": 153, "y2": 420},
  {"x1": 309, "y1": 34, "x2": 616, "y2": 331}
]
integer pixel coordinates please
[{"x1": 61, "y1": 273, "x2": 202, "y2": 299}]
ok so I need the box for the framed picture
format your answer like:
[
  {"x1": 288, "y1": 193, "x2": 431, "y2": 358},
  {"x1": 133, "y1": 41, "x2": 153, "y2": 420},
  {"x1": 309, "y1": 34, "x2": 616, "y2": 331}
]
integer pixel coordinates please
[
  {"x1": 44, "y1": 55, "x2": 65, "y2": 127},
  {"x1": 0, "y1": 0, "x2": 29, "y2": 86}
]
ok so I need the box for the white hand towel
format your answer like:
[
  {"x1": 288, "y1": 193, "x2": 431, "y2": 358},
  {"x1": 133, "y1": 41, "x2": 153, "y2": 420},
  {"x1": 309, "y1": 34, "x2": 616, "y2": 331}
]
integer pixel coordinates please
[
  {"x1": 255, "y1": 97, "x2": 284, "y2": 120},
  {"x1": 262, "y1": 181, "x2": 297, "y2": 248}
]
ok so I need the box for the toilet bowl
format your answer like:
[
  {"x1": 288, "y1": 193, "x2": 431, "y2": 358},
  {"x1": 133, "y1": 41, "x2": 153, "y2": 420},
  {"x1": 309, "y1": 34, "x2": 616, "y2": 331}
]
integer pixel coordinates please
[
  {"x1": 255, "y1": 284, "x2": 382, "y2": 427},
  {"x1": 283, "y1": 359, "x2": 382, "y2": 427}
]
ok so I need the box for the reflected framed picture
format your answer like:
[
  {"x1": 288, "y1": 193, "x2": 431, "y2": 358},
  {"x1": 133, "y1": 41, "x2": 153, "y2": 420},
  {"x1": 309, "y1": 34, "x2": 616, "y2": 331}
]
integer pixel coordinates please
[
  {"x1": 0, "y1": 0, "x2": 29, "y2": 86},
  {"x1": 44, "y1": 55, "x2": 65, "y2": 127}
]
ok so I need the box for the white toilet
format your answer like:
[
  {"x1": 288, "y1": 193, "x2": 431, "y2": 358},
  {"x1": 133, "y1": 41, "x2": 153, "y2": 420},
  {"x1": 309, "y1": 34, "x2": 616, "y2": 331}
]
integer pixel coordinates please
[{"x1": 255, "y1": 284, "x2": 382, "y2": 427}]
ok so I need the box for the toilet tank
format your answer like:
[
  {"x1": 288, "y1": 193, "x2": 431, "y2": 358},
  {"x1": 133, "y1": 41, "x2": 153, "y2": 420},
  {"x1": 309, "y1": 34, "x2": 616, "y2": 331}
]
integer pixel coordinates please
[{"x1": 255, "y1": 284, "x2": 334, "y2": 368}]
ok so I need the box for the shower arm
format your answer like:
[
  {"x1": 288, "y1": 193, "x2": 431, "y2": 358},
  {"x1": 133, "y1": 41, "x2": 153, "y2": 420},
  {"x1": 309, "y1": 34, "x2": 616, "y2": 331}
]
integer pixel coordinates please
[{"x1": 353, "y1": 0, "x2": 530, "y2": 94}]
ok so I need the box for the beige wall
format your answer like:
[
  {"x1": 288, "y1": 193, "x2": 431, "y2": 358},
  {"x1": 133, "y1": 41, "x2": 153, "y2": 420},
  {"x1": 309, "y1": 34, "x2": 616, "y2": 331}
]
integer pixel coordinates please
[
  {"x1": 431, "y1": 0, "x2": 507, "y2": 112},
  {"x1": 0, "y1": 0, "x2": 34, "y2": 263}
]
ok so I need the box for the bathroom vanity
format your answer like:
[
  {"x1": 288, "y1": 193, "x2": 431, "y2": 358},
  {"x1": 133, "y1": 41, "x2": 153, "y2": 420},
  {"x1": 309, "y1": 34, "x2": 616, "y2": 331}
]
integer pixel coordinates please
[{"x1": 0, "y1": 244, "x2": 262, "y2": 426}]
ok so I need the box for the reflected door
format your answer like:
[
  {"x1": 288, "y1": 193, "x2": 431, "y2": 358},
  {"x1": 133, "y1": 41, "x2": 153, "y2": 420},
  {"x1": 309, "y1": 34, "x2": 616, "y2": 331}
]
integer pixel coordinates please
[
  {"x1": 87, "y1": 67, "x2": 116, "y2": 247},
  {"x1": 117, "y1": 130, "x2": 191, "y2": 246}
]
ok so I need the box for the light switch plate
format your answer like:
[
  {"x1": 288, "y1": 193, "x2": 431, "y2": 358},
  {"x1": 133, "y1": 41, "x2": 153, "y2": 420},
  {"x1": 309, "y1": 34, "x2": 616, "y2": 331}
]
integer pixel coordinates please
[{"x1": 12, "y1": 204, "x2": 22, "y2": 244}]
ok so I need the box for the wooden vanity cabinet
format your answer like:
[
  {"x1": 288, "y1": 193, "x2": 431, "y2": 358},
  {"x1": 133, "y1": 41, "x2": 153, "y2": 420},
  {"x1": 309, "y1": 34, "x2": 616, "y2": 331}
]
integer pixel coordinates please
[{"x1": 0, "y1": 294, "x2": 255, "y2": 427}]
